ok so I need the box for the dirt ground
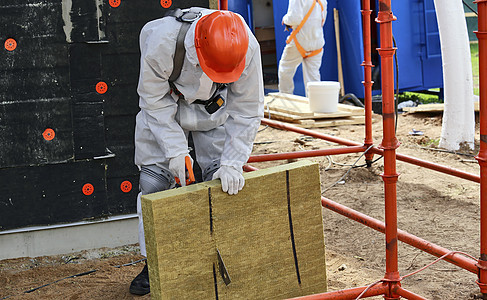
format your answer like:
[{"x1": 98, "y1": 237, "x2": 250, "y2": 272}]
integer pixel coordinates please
[{"x1": 0, "y1": 111, "x2": 483, "y2": 300}]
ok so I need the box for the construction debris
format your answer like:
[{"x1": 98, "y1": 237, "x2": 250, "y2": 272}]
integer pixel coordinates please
[{"x1": 402, "y1": 101, "x2": 480, "y2": 113}]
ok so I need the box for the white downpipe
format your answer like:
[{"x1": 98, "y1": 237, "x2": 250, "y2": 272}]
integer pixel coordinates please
[{"x1": 433, "y1": 0, "x2": 475, "y2": 150}]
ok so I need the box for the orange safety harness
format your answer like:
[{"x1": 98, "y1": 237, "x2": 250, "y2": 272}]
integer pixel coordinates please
[{"x1": 285, "y1": 0, "x2": 324, "y2": 59}]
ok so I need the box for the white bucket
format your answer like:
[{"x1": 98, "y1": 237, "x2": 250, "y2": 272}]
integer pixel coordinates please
[{"x1": 307, "y1": 81, "x2": 341, "y2": 113}]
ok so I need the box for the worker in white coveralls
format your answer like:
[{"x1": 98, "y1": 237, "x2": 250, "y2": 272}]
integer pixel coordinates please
[
  {"x1": 129, "y1": 7, "x2": 264, "y2": 296},
  {"x1": 278, "y1": 0, "x2": 327, "y2": 95}
]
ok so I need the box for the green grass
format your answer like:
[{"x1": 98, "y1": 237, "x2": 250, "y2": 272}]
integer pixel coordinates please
[
  {"x1": 421, "y1": 137, "x2": 440, "y2": 148},
  {"x1": 471, "y1": 42, "x2": 479, "y2": 96},
  {"x1": 398, "y1": 91, "x2": 440, "y2": 104}
]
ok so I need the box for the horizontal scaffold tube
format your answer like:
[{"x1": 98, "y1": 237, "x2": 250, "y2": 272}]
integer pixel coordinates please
[
  {"x1": 248, "y1": 146, "x2": 365, "y2": 162},
  {"x1": 321, "y1": 197, "x2": 478, "y2": 274},
  {"x1": 261, "y1": 118, "x2": 362, "y2": 147},
  {"x1": 371, "y1": 148, "x2": 481, "y2": 183},
  {"x1": 393, "y1": 285, "x2": 428, "y2": 300},
  {"x1": 288, "y1": 282, "x2": 388, "y2": 300},
  {"x1": 260, "y1": 119, "x2": 480, "y2": 183}
]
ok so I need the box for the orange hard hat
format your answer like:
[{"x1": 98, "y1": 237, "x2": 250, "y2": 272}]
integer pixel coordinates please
[{"x1": 194, "y1": 11, "x2": 249, "y2": 83}]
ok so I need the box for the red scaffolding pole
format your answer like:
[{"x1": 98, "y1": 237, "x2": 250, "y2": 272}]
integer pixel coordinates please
[
  {"x1": 248, "y1": 146, "x2": 365, "y2": 163},
  {"x1": 475, "y1": 0, "x2": 487, "y2": 296},
  {"x1": 321, "y1": 197, "x2": 478, "y2": 274},
  {"x1": 244, "y1": 0, "x2": 486, "y2": 298},
  {"x1": 290, "y1": 283, "x2": 388, "y2": 300},
  {"x1": 361, "y1": 0, "x2": 374, "y2": 166},
  {"x1": 260, "y1": 118, "x2": 481, "y2": 183},
  {"x1": 219, "y1": 0, "x2": 227, "y2": 10}
]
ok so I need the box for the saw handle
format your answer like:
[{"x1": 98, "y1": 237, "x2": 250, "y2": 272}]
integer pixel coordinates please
[{"x1": 174, "y1": 155, "x2": 195, "y2": 186}]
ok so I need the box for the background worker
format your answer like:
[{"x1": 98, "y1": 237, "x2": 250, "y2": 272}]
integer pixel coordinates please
[
  {"x1": 278, "y1": 0, "x2": 327, "y2": 95},
  {"x1": 129, "y1": 8, "x2": 264, "y2": 296}
]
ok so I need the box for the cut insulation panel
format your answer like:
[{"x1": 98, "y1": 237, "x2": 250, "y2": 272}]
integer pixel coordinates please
[
  {"x1": 141, "y1": 184, "x2": 215, "y2": 300},
  {"x1": 142, "y1": 160, "x2": 327, "y2": 299}
]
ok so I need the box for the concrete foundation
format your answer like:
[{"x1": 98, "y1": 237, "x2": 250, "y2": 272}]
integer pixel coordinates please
[{"x1": 0, "y1": 214, "x2": 139, "y2": 260}]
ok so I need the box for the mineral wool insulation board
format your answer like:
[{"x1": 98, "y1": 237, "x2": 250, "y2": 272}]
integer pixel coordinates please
[{"x1": 142, "y1": 160, "x2": 327, "y2": 299}]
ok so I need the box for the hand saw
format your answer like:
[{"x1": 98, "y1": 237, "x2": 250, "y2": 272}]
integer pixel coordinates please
[{"x1": 174, "y1": 155, "x2": 196, "y2": 187}]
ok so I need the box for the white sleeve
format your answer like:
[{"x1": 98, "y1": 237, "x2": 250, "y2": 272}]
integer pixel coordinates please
[
  {"x1": 282, "y1": 0, "x2": 304, "y2": 27},
  {"x1": 221, "y1": 37, "x2": 264, "y2": 170},
  {"x1": 137, "y1": 22, "x2": 188, "y2": 159},
  {"x1": 321, "y1": 0, "x2": 327, "y2": 23}
]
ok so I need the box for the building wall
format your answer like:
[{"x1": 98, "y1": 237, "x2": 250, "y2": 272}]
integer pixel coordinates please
[{"x1": 0, "y1": 0, "x2": 210, "y2": 232}]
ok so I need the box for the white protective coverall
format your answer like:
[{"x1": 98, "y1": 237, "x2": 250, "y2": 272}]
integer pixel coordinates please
[
  {"x1": 278, "y1": 0, "x2": 327, "y2": 95},
  {"x1": 134, "y1": 8, "x2": 264, "y2": 256}
]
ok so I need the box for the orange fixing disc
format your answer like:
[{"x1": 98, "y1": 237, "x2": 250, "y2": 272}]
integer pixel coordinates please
[
  {"x1": 82, "y1": 183, "x2": 94, "y2": 196},
  {"x1": 5, "y1": 38, "x2": 17, "y2": 51},
  {"x1": 109, "y1": 0, "x2": 121, "y2": 7},
  {"x1": 120, "y1": 180, "x2": 132, "y2": 193},
  {"x1": 96, "y1": 81, "x2": 108, "y2": 94},
  {"x1": 160, "y1": 0, "x2": 172, "y2": 8},
  {"x1": 43, "y1": 128, "x2": 55, "y2": 141}
]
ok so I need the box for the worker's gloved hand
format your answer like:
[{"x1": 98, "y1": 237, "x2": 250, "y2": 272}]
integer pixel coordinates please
[
  {"x1": 169, "y1": 153, "x2": 192, "y2": 187},
  {"x1": 212, "y1": 165, "x2": 245, "y2": 195}
]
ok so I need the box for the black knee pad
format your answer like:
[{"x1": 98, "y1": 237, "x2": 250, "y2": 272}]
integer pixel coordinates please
[
  {"x1": 139, "y1": 166, "x2": 173, "y2": 195},
  {"x1": 202, "y1": 160, "x2": 220, "y2": 182}
]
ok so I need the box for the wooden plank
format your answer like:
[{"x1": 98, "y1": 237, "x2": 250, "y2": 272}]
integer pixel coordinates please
[
  {"x1": 267, "y1": 92, "x2": 309, "y2": 103},
  {"x1": 264, "y1": 108, "x2": 354, "y2": 121},
  {"x1": 267, "y1": 92, "x2": 365, "y2": 114},
  {"x1": 265, "y1": 94, "x2": 364, "y2": 119},
  {"x1": 265, "y1": 95, "x2": 316, "y2": 117},
  {"x1": 142, "y1": 161, "x2": 327, "y2": 299},
  {"x1": 402, "y1": 103, "x2": 444, "y2": 113},
  {"x1": 336, "y1": 103, "x2": 366, "y2": 114},
  {"x1": 296, "y1": 116, "x2": 366, "y2": 128},
  {"x1": 264, "y1": 109, "x2": 303, "y2": 123},
  {"x1": 402, "y1": 102, "x2": 480, "y2": 113}
]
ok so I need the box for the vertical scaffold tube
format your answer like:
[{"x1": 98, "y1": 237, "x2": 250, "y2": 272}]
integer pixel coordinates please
[
  {"x1": 475, "y1": 0, "x2": 487, "y2": 297},
  {"x1": 376, "y1": 1, "x2": 400, "y2": 298},
  {"x1": 219, "y1": 0, "x2": 228, "y2": 10},
  {"x1": 361, "y1": 0, "x2": 375, "y2": 166}
]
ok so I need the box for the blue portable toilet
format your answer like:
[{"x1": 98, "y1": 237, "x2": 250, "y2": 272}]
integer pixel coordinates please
[
  {"x1": 231, "y1": 0, "x2": 443, "y2": 98},
  {"x1": 228, "y1": 0, "x2": 254, "y2": 31},
  {"x1": 392, "y1": 0, "x2": 443, "y2": 92}
]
